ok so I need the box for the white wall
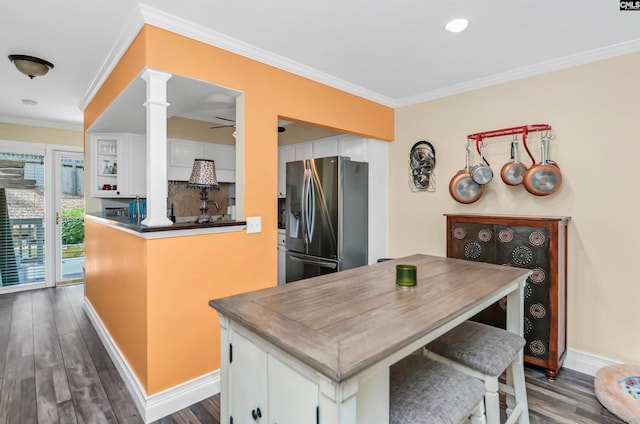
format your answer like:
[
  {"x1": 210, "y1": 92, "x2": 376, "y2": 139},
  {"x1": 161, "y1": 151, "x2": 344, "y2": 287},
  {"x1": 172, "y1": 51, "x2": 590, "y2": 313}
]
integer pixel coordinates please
[{"x1": 390, "y1": 51, "x2": 640, "y2": 365}]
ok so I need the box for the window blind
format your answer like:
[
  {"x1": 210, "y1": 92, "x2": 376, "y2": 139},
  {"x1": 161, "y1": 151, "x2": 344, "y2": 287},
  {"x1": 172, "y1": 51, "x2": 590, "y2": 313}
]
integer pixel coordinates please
[{"x1": 0, "y1": 153, "x2": 46, "y2": 287}]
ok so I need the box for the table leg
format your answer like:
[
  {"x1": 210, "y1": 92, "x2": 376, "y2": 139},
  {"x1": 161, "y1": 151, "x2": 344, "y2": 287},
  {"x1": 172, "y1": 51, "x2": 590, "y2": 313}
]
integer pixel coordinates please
[
  {"x1": 319, "y1": 366, "x2": 389, "y2": 424},
  {"x1": 506, "y1": 277, "x2": 530, "y2": 424}
]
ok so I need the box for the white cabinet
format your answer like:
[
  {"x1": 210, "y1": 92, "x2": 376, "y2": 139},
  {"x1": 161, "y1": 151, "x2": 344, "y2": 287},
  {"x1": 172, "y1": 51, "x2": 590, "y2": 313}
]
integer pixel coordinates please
[
  {"x1": 312, "y1": 136, "x2": 338, "y2": 158},
  {"x1": 205, "y1": 143, "x2": 236, "y2": 183},
  {"x1": 90, "y1": 133, "x2": 146, "y2": 198},
  {"x1": 229, "y1": 330, "x2": 268, "y2": 423},
  {"x1": 167, "y1": 138, "x2": 236, "y2": 182},
  {"x1": 268, "y1": 355, "x2": 318, "y2": 424},
  {"x1": 294, "y1": 141, "x2": 313, "y2": 160},
  {"x1": 278, "y1": 145, "x2": 295, "y2": 197},
  {"x1": 338, "y1": 135, "x2": 367, "y2": 162},
  {"x1": 122, "y1": 134, "x2": 146, "y2": 196},
  {"x1": 227, "y1": 326, "x2": 318, "y2": 424},
  {"x1": 167, "y1": 139, "x2": 205, "y2": 182}
]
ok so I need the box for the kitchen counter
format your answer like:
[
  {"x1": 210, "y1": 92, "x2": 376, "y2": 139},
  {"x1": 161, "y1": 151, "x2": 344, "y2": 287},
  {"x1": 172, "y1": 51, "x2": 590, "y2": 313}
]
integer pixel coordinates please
[
  {"x1": 85, "y1": 212, "x2": 246, "y2": 239},
  {"x1": 210, "y1": 254, "x2": 530, "y2": 424},
  {"x1": 210, "y1": 254, "x2": 530, "y2": 382}
]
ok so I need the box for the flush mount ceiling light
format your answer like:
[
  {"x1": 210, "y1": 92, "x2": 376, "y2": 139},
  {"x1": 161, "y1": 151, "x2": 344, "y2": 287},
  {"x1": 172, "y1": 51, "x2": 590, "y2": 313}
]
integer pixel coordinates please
[
  {"x1": 445, "y1": 18, "x2": 469, "y2": 33},
  {"x1": 8, "y1": 54, "x2": 54, "y2": 79}
]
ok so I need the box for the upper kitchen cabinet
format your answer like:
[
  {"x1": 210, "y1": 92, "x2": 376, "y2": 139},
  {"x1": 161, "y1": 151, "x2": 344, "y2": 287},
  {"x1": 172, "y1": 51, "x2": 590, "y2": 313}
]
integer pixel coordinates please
[
  {"x1": 338, "y1": 134, "x2": 367, "y2": 162},
  {"x1": 312, "y1": 136, "x2": 338, "y2": 158},
  {"x1": 167, "y1": 139, "x2": 204, "y2": 181},
  {"x1": 294, "y1": 141, "x2": 313, "y2": 160},
  {"x1": 309, "y1": 134, "x2": 367, "y2": 161},
  {"x1": 205, "y1": 143, "x2": 236, "y2": 182},
  {"x1": 167, "y1": 138, "x2": 236, "y2": 182},
  {"x1": 90, "y1": 133, "x2": 146, "y2": 198}
]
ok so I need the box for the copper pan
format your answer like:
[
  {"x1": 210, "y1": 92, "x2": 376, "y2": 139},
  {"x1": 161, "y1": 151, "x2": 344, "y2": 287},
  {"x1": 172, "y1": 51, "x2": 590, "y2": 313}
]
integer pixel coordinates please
[
  {"x1": 449, "y1": 145, "x2": 485, "y2": 204},
  {"x1": 500, "y1": 139, "x2": 528, "y2": 186},
  {"x1": 523, "y1": 136, "x2": 562, "y2": 196}
]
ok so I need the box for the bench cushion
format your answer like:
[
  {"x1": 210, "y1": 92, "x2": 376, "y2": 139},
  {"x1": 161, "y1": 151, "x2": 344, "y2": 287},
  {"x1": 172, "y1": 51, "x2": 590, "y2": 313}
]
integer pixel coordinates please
[
  {"x1": 426, "y1": 321, "x2": 526, "y2": 377},
  {"x1": 390, "y1": 354, "x2": 485, "y2": 424}
]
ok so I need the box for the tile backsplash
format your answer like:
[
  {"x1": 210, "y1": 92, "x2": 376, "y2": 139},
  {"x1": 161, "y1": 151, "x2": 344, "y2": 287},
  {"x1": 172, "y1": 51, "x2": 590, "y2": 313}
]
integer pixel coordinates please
[{"x1": 167, "y1": 181, "x2": 231, "y2": 218}]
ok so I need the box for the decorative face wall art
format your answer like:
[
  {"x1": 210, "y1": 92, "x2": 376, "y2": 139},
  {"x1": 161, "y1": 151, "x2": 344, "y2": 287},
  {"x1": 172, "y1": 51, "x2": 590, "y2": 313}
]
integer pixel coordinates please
[{"x1": 409, "y1": 140, "x2": 436, "y2": 192}]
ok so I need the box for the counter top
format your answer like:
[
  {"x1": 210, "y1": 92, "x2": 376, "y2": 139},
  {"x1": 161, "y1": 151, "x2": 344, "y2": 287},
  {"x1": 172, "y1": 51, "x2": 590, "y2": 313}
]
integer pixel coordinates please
[
  {"x1": 85, "y1": 213, "x2": 246, "y2": 239},
  {"x1": 209, "y1": 254, "x2": 530, "y2": 382}
]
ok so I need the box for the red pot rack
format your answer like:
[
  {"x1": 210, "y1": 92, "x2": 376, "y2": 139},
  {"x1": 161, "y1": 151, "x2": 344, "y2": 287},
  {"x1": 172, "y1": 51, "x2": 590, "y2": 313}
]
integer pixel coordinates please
[{"x1": 468, "y1": 124, "x2": 552, "y2": 166}]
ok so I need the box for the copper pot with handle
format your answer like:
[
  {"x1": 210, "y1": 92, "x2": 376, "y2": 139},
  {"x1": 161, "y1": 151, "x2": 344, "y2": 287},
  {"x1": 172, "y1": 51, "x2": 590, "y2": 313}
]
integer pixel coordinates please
[
  {"x1": 500, "y1": 139, "x2": 528, "y2": 186},
  {"x1": 523, "y1": 136, "x2": 562, "y2": 196},
  {"x1": 449, "y1": 144, "x2": 485, "y2": 204}
]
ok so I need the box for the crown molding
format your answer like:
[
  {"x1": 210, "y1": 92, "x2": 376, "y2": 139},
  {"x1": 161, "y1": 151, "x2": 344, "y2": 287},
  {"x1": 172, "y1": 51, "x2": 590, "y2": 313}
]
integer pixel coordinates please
[
  {"x1": 0, "y1": 116, "x2": 83, "y2": 132},
  {"x1": 137, "y1": 4, "x2": 397, "y2": 108},
  {"x1": 396, "y1": 37, "x2": 640, "y2": 108},
  {"x1": 78, "y1": 7, "x2": 145, "y2": 112},
  {"x1": 79, "y1": 4, "x2": 640, "y2": 114}
]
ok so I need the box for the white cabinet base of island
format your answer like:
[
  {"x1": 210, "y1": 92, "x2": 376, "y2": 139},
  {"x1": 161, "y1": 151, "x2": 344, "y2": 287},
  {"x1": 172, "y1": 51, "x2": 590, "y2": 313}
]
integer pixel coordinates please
[
  {"x1": 211, "y1": 255, "x2": 531, "y2": 424},
  {"x1": 219, "y1": 317, "x2": 391, "y2": 424}
]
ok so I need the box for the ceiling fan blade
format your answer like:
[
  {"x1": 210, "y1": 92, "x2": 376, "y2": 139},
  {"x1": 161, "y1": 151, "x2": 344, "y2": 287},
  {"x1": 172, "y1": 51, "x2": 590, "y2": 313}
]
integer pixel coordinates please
[
  {"x1": 209, "y1": 124, "x2": 235, "y2": 129},
  {"x1": 215, "y1": 116, "x2": 236, "y2": 123}
]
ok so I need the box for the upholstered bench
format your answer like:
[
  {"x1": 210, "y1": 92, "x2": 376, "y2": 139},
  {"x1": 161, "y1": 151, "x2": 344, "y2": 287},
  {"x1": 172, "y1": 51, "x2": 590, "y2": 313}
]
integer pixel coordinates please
[{"x1": 390, "y1": 354, "x2": 487, "y2": 424}]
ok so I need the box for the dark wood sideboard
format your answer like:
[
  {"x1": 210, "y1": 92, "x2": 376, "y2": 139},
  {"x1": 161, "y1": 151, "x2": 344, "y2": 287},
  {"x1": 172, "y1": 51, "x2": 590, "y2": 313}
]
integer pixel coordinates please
[{"x1": 445, "y1": 214, "x2": 570, "y2": 380}]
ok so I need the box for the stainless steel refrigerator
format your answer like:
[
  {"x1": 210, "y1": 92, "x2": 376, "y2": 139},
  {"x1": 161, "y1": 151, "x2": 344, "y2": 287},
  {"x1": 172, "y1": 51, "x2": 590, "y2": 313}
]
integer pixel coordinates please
[{"x1": 285, "y1": 156, "x2": 368, "y2": 283}]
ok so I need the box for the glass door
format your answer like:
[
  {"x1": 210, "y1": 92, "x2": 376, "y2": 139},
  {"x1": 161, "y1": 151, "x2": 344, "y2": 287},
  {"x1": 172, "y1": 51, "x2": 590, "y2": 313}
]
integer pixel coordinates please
[
  {"x1": 54, "y1": 150, "x2": 84, "y2": 285},
  {"x1": 0, "y1": 144, "x2": 47, "y2": 291}
]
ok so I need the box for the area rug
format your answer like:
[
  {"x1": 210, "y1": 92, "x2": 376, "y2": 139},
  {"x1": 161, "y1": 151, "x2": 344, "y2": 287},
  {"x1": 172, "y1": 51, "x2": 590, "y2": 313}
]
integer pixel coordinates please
[{"x1": 595, "y1": 364, "x2": 640, "y2": 424}]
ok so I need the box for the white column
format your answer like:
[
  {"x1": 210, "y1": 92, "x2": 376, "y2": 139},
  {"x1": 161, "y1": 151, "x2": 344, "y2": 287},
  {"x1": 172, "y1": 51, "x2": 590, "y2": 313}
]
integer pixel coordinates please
[{"x1": 141, "y1": 69, "x2": 173, "y2": 227}]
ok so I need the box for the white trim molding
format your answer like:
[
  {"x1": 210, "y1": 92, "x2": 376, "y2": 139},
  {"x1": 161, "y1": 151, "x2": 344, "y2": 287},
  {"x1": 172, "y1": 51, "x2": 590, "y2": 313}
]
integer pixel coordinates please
[
  {"x1": 78, "y1": 7, "x2": 145, "y2": 112},
  {"x1": 78, "y1": 4, "x2": 640, "y2": 115},
  {"x1": 0, "y1": 116, "x2": 83, "y2": 132},
  {"x1": 395, "y1": 37, "x2": 640, "y2": 107},
  {"x1": 83, "y1": 298, "x2": 220, "y2": 423},
  {"x1": 137, "y1": 4, "x2": 396, "y2": 108},
  {"x1": 563, "y1": 348, "x2": 621, "y2": 377}
]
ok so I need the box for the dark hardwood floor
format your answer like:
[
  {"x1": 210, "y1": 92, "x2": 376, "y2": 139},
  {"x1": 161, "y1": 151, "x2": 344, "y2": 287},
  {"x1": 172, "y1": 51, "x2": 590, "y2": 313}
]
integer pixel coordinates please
[{"x1": 0, "y1": 284, "x2": 625, "y2": 424}]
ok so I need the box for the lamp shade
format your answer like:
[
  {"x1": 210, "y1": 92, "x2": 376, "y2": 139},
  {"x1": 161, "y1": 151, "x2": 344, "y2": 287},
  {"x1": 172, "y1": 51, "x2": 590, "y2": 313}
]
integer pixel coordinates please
[
  {"x1": 8, "y1": 55, "x2": 54, "y2": 79},
  {"x1": 188, "y1": 159, "x2": 219, "y2": 188}
]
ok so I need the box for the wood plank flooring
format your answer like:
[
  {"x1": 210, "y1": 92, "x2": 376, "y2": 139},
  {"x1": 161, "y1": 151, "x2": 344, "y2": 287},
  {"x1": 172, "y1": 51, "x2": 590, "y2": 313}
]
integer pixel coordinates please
[{"x1": 0, "y1": 284, "x2": 626, "y2": 424}]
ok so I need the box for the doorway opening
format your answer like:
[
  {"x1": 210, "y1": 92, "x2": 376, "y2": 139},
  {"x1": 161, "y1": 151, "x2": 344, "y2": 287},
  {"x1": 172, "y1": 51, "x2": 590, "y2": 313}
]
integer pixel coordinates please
[
  {"x1": 0, "y1": 142, "x2": 84, "y2": 292},
  {"x1": 55, "y1": 151, "x2": 84, "y2": 286}
]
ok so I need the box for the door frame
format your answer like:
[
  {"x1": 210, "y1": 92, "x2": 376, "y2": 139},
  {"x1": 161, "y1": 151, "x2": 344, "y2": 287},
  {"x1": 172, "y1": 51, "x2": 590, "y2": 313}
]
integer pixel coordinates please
[
  {"x1": 51, "y1": 147, "x2": 84, "y2": 286},
  {"x1": 0, "y1": 140, "x2": 83, "y2": 293}
]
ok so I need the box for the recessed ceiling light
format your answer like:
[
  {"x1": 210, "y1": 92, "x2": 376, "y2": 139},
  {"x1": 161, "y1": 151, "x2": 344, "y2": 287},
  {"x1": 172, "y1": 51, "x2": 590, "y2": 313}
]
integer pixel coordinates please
[
  {"x1": 21, "y1": 98, "x2": 38, "y2": 106},
  {"x1": 445, "y1": 18, "x2": 469, "y2": 33}
]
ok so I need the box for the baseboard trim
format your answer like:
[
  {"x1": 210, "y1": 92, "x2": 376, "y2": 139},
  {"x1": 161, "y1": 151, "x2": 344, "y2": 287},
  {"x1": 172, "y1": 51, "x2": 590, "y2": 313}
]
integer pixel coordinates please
[
  {"x1": 563, "y1": 348, "x2": 620, "y2": 377},
  {"x1": 83, "y1": 298, "x2": 220, "y2": 423}
]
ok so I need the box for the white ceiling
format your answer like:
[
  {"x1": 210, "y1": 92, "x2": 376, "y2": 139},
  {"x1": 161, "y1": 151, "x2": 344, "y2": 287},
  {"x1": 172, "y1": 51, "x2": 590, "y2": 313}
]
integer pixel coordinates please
[{"x1": 2, "y1": 0, "x2": 640, "y2": 130}]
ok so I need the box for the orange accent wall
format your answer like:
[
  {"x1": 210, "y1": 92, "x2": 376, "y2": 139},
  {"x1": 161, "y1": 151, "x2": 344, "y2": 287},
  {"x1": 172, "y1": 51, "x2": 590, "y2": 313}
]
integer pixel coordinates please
[
  {"x1": 84, "y1": 30, "x2": 147, "y2": 131},
  {"x1": 84, "y1": 25, "x2": 394, "y2": 395},
  {"x1": 84, "y1": 220, "x2": 149, "y2": 386}
]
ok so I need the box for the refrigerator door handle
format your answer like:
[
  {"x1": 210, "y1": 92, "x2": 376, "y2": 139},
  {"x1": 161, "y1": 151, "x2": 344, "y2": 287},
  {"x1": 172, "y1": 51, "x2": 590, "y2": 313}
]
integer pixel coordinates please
[
  {"x1": 307, "y1": 170, "x2": 315, "y2": 243},
  {"x1": 287, "y1": 253, "x2": 338, "y2": 269},
  {"x1": 301, "y1": 166, "x2": 309, "y2": 246},
  {"x1": 303, "y1": 166, "x2": 314, "y2": 245}
]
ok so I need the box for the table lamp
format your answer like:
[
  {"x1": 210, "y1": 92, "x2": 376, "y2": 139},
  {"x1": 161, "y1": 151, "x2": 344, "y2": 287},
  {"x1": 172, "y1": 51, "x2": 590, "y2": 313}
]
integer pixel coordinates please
[{"x1": 188, "y1": 158, "x2": 219, "y2": 223}]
